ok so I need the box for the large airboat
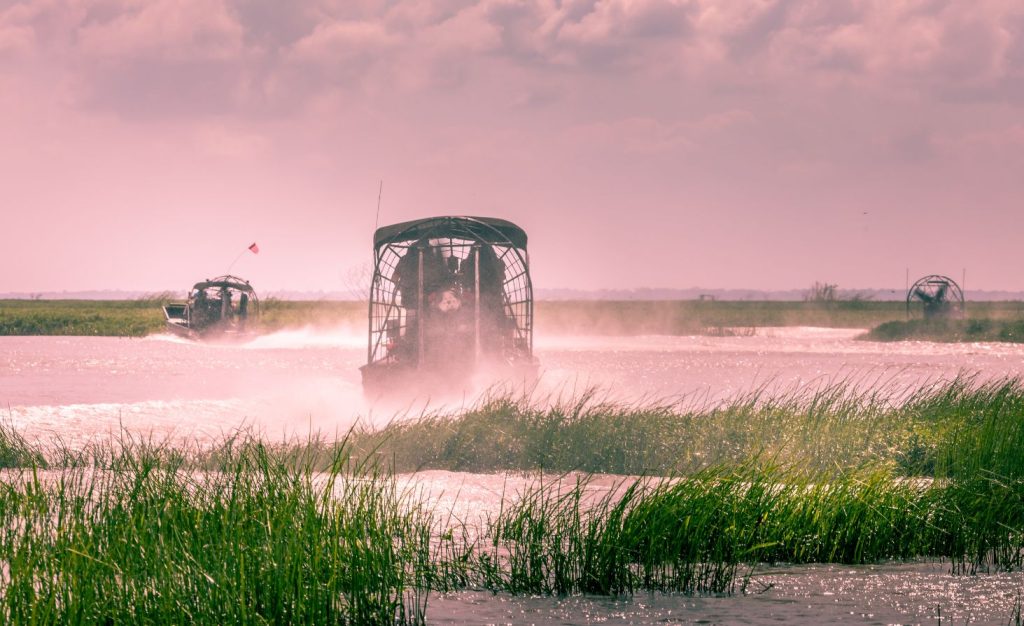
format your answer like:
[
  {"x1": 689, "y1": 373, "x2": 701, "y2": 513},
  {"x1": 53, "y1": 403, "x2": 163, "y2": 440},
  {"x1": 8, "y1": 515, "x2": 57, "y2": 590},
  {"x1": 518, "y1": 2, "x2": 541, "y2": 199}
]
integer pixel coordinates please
[
  {"x1": 360, "y1": 216, "x2": 537, "y2": 396},
  {"x1": 162, "y1": 275, "x2": 260, "y2": 340}
]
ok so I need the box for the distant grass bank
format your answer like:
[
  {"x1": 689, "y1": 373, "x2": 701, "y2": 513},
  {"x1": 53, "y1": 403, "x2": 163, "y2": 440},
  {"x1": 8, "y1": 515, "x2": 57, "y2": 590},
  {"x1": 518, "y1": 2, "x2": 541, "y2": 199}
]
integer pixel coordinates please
[
  {"x1": 865, "y1": 318, "x2": 1024, "y2": 343},
  {"x1": 0, "y1": 298, "x2": 166, "y2": 336},
  {"x1": 537, "y1": 299, "x2": 909, "y2": 334},
  {"x1": 3, "y1": 298, "x2": 1024, "y2": 338},
  {"x1": 3, "y1": 378, "x2": 1024, "y2": 621},
  {"x1": 0, "y1": 298, "x2": 365, "y2": 337}
]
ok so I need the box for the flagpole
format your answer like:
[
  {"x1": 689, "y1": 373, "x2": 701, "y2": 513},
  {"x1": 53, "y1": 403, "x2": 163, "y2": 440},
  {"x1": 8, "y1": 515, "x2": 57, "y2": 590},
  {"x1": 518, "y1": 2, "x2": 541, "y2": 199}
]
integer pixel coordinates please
[
  {"x1": 226, "y1": 243, "x2": 258, "y2": 274},
  {"x1": 226, "y1": 249, "x2": 247, "y2": 274},
  {"x1": 374, "y1": 180, "x2": 383, "y2": 231}
]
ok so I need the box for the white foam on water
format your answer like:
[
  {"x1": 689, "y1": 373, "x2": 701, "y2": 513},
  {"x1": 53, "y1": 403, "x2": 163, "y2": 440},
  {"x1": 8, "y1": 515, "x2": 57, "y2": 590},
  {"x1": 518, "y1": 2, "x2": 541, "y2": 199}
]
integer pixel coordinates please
[
  {"x1": 6, "y1": 397, "x2": 253, "y2": 447},
  {"x1": 142, "y1": 333, "x2": 193, "y2": 345},
  {"x1": 5, "y1": 330, "x2": 1024, "y2": 442},
  {"x1": 240, "y1": 326, "x2": 365, "y2": 350}
]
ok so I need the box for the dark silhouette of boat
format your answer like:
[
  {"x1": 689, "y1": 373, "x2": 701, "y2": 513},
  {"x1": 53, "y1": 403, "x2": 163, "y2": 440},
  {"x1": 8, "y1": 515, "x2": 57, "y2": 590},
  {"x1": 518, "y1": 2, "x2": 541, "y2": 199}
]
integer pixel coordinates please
[
  {"x1": 360, "y1": 216, "x2": 537, "y2": 397},
  {"x1": 162, "y1": 275, "x2": 260, "y2": 340}
]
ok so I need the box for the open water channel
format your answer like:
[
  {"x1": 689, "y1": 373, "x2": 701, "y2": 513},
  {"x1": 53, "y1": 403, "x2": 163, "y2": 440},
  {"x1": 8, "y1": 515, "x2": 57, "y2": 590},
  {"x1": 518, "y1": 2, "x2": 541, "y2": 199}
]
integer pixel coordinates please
[{"x1": 2, "y1": 328, "x2": 1024, "y2": 624}]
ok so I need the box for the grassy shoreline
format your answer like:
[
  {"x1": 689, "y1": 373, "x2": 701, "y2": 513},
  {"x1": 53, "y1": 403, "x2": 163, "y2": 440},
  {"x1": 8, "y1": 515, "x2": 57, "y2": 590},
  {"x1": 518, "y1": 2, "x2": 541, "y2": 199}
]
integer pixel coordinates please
[
  {"x1": 3, "y1": 378, "x2": 1024, "y2": 622},
  {"x1": 4, "y1": 298, "x2": 1024, "y2": 338},
  {"x1": 0, "y1": 298, "x2": 366, "y2": 337},
  {"x1": 865, "y1": 318, "x2": 1024, "y2": 343}
]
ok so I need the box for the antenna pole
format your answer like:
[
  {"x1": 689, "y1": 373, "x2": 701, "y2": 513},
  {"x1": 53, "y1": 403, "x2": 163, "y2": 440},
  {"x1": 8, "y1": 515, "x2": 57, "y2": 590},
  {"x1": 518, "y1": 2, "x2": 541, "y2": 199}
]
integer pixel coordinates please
[
  {"x1": 374, "y1": 180, "x2": 383, "y2": 231},
  {"x1": 226, "y1": 248, "x2": 247, "y2": 274}
]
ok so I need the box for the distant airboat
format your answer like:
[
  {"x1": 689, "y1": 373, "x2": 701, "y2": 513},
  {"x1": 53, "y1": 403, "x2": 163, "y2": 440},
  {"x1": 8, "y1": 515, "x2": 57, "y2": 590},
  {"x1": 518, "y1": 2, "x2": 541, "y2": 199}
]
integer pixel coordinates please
[
  {"x1": 163, "y1": 275, "x2": 260, "y2": 340},
  {"x1": 906, "y1": 274, "x2": 964, "y2": 320},
  {"x1": 360, "y1": 216, "x2": 537, "y2": 396}
]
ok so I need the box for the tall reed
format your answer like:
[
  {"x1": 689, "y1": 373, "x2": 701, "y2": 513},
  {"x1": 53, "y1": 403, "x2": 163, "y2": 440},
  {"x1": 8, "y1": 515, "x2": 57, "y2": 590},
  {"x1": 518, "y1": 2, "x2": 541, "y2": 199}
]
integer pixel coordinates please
[
  {"x1": 345, "y1": 375, "x2": 1024, "y2": 479},
  {"x1": 0, "y1": 419, "x2": 46, "y2": 468},
  {"x1": 0, "y1": 434, "x2": 438, "y2": 624},
  {"x1": 476, "y1": 461, "x2": 1024, "y2": 595}
]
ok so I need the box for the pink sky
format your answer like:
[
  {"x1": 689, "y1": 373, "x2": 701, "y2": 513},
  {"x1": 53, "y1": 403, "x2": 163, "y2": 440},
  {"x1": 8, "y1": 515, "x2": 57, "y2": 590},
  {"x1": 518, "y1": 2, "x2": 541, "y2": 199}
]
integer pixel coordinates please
[{"x1": 1, "y1": 0, "x2": 1023, "y2": 294}]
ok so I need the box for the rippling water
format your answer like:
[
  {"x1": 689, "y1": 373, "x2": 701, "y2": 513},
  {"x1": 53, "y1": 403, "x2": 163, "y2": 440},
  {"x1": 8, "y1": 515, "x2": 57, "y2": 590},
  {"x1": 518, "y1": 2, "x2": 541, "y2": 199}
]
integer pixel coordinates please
[
  {"x1": 2, "y1": 328, "x2": 1024, "y2": 624},
  {"x1": 5, "y1": 327, "x2": 1024, "y2": 442},
  {"x1": 426, "y1": 562, "x2": 1024, "y2": 625}
]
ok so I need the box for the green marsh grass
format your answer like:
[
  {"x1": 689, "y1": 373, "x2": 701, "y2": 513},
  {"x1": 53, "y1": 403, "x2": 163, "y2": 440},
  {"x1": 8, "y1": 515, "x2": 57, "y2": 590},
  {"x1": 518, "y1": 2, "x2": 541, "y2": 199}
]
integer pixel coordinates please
[
  {"x1": 0, "y1": 298, "x2": 366, "y2": 337},
  {"x1": 338, "y1": 375, "x2": 1024, "y2": 479},
  {"x1": 866, "y1": 318, "x2": 1024, "y2": 343},
  {"x1": 0, "y1": 434, "x2": 439, "y2": 624},
  {"x1": 0, "y1": 419, "x2": 46, "y2": 469},
  {"x1": 535, "y1": 299, "x2": 911, "y2": 335},
  {"x1": 537, "y1": 299, "x2": 1024, "y2": 335},
  {"x1": 4, "y1": 298, "x2": 1023, "y2": 338},
  {"x1": 477, "y1": 462, "x2": 1024, "y2": 595},
  {"x1": 0, "y1": 299, "x2": 167, "y2": 336},
  {"x1": 4, "y1": 377, "x2": 1024, "y2": 620}
]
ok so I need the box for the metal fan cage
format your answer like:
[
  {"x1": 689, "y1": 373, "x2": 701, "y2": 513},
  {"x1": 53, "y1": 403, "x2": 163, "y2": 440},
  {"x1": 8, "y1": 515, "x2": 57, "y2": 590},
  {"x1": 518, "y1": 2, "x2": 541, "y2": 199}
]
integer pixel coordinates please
[
  {"x1": 906, "y1": 274, "x2": 964, "y2": 320},
  {"x1": 367, "y1": 221, "x2": 532, "y2": 368}
]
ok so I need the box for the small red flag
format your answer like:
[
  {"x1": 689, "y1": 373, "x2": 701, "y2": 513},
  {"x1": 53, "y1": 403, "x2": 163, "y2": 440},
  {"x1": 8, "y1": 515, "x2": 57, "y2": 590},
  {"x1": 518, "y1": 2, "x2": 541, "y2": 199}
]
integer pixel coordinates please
[{"x1": 248, "y1": 242, "x2": 259, "y2": 254}]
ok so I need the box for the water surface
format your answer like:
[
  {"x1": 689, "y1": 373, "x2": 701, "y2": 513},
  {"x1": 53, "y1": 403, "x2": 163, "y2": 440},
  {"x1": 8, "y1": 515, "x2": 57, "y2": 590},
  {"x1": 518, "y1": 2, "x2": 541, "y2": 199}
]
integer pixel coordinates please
[{"x1": 2, "y1": 328, "x2": 1024, "y2": 624}]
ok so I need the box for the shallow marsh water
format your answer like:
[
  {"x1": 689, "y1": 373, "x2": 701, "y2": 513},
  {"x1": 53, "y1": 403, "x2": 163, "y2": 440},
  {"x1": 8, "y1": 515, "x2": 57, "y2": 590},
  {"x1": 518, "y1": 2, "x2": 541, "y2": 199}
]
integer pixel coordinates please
[
  {"x1": 2, "y1": 327, "x2": 1024, "y2": 624},
  {"x1": 427, "y1": 562, "x2": 1024, "y2": 625},
  {"x1": 5, "y1": 327, "x2": 1024, "y2": 442}
]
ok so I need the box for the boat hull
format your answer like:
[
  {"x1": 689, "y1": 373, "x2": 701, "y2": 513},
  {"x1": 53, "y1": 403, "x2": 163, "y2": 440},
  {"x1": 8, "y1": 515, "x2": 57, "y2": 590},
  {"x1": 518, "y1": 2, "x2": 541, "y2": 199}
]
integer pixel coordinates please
[
  {"x1": 163, "y1": 315, "x2": 257, "y2": 343},
  {"x1": 164, "y1": 320, "x2": 199, "y2": 340}
]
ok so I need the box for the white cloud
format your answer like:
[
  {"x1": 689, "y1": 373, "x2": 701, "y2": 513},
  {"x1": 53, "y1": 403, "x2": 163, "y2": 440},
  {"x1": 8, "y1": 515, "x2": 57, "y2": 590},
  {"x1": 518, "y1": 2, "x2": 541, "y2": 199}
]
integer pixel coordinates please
[
  {"x1": 290, "y1": 19, "x2": 395, "y2": 62},
  {"x1": 75, "y1": 0, "x2": 246, "y2": 62},
  {"x1": 1, "y1": 0, "x2": 1022, "y2": 118}
]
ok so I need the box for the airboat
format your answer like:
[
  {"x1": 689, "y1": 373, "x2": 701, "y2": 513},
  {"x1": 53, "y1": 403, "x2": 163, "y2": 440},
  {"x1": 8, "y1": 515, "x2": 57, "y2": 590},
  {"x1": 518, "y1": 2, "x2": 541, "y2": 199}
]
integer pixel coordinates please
[
  {"x1": 360, "y1": 216, "x2": 537, "y2": 397},
  {"x1": 907, "y1": 274, "x2": 964, "y2": 320},
  {"x1": 162, "y1": 275, "x2": 260, "y2": 340}
]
